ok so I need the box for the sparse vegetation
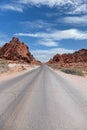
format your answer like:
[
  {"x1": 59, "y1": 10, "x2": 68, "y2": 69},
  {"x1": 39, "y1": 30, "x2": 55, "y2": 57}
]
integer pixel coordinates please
[
  {"x1": 48, "y1": 64, "x2": 84, "y2": 76},
  {"x1": 0, "y1": 59, "x2": 9, "y2": 74},
  {"x1": 47, "y1": 64, "x2": 62, "y2": 70},
  {"x1": 60, "y1": 68, "x2": 84, "y2": 76}
]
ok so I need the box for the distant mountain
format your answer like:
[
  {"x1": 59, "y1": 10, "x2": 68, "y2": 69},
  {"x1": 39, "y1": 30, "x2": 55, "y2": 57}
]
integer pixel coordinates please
[
  {"x1": 0, "y1": 37, "x2": 40, "y2": 64},
  {"x1": 47, "y1": 49, "x2": 87, "y2": 68}
]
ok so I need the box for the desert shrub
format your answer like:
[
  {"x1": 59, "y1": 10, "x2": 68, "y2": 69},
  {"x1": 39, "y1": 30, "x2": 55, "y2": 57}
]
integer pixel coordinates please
[
  {"x1": 0, "y1": 59, "x2": 9, "y2": 73},
  {"x1": 61, "y1": 68, "x2": 84, "y2": 76}
]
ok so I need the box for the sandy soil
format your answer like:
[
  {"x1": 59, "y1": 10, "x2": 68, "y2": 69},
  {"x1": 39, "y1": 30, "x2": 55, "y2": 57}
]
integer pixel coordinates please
[
  {"x1": 0, "y1": 64, "x2": 39, "y2": 82},
  {"x1": 53, "y1": 69, "x2": 87, "y2": 95}
]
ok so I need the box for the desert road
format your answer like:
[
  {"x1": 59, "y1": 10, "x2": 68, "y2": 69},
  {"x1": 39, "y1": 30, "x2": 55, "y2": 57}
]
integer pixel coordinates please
[{"x1": 0, "y1": 65, "x2": 87, "y2": 130}]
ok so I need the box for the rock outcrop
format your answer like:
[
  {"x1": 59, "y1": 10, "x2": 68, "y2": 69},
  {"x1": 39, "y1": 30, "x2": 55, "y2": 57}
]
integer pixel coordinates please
[
  {"x1": 0, "y1": 37, "x2": 38, "y2": 64},
  {"x1": 48, "y1": 49, "x2": 87, "y2": 68}
]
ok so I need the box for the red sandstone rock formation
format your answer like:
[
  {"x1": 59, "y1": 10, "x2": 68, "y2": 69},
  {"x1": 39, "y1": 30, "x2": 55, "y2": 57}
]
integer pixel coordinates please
[
  {"x1": 0, "y1": 37, "x2": 39, "y2": 64},
  {"x1": 48, "y1": 49, "x2": 87, "y2": 68}
]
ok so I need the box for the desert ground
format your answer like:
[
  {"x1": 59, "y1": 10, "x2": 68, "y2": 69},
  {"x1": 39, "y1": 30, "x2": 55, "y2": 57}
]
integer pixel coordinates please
[
  {"x1": 54, "y1": 68, "x2": 87, "y2": 95},
  {"x1": 0, "y1": 63, "x2": 39, "y2": 82}
]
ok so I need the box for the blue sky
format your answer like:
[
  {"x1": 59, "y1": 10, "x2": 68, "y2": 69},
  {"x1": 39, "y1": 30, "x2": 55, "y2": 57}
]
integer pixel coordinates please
[{"x1": 0, "y1": 0, "x2": 87, "y2": 62}]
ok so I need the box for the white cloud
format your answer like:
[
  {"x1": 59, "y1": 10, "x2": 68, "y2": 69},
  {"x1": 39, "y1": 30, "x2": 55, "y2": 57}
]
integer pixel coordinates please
[
  {"x1": 38, "y1": 39, "x2": 59, "y2": 47},
  {"x1": 15, "y1": 32, "x2": 59, "y2": 47},
  {"x1": 16, "y1": 0, "x2": 87, "y2": 14},
  {"x1": 15, "y1": 29, "x2": 87, "y2": 40},
  {"x1": 21, "y1": 20, "x2": 54, "y2": 30},
  {"x1": 71, "y1": 4, "x2": 87, "y2": 14},
  {"x1": 62, "y1": 15, "x2": 87, "y2": 25},
  {"x1": 17, "y1": 0, "x2": 80, "y2": 7},
  {"x1": 15, "y1": 33, "x2": 39, "y2": 37},
  {"x1": 0, "y1": 0, "x2": 86, "y2": 14},
  {"x1": 17, "y1": 0, "x2": 66, "y2": 6},
  {"x1": 0, "y1": 4, "x2": 23, "y2": 12},
  {"x1": 32, "y1": 48, "x2": 74, "y2": 62}
]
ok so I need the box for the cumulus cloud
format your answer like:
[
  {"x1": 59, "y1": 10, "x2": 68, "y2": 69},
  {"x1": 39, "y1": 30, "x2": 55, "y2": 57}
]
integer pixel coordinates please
[
  {"x1": 62, "y1": 15, "x2": 87, "y2": 25},
  {"x1": 15, "y1": 29, "x2": 87, "y2": 40},
  {"x1": 32, "y1": 48, "x2": 74, "y2": 62}
]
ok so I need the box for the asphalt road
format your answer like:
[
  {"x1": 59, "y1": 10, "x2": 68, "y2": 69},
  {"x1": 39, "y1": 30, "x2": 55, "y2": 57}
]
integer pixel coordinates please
[{"x1": 0, "y1": 65, "x2": 87, "y2": 130}]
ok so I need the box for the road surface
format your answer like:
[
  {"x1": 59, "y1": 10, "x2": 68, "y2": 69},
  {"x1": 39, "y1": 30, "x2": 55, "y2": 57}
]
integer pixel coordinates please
[{"x1": 0, "y1": 65, "x2": 87, "y2": 130}]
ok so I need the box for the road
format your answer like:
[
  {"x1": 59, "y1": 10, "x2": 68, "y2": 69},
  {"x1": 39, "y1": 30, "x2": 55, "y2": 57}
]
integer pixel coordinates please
[{"x1": 0, "y1": 65, "x2": 87, "y2": 130}]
